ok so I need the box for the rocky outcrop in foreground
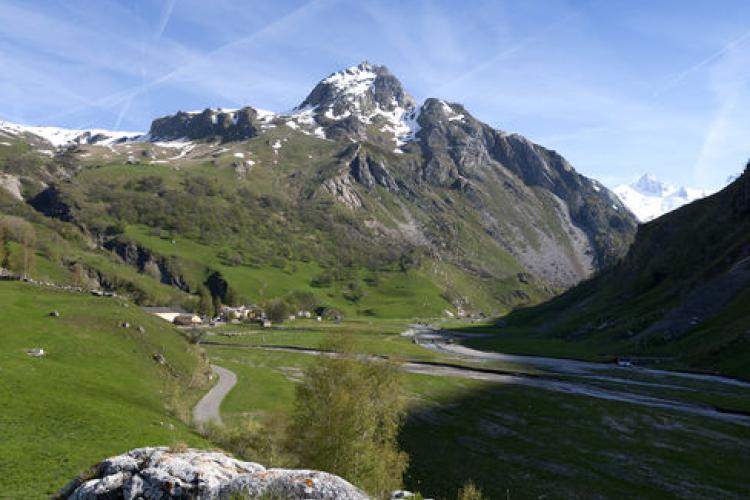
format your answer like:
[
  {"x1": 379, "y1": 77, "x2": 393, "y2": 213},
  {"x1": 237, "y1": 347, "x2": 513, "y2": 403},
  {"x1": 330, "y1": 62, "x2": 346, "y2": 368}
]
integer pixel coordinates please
[{"x1": 55, "y1": 447, "x2": 368, "y2": 499}]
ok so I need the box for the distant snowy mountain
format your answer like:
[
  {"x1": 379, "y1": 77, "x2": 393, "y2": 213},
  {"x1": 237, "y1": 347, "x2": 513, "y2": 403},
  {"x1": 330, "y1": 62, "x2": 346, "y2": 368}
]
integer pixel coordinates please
[
  {"x1": 613, "y1": 174, "x2": 711, "y2": 222},
  {"x1": 0, "y1": 120, "x2": 142, "y2": 148}
]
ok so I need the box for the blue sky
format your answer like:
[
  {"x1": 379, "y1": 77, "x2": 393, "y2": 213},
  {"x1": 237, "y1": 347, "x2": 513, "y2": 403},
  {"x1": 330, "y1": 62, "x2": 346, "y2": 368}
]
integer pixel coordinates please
[{"x1": 2, "y1": 0, "x2": 750, "y2": 189}]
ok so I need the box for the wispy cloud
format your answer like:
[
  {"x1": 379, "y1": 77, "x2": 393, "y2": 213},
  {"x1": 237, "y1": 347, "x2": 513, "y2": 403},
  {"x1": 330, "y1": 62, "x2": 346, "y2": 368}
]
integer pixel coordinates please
[
  {"x1": 157, "y1": 0, "x2": 178, "y2": 38},
  {"x1": 1, "y1": 0, "x2": 749, "y2": 189},
  {"x1": 692, "y1": 47, "x2": 750, "y2": 187},
  {"x1": 653, "y1": 26, "x2": 750, "y2": 97}
]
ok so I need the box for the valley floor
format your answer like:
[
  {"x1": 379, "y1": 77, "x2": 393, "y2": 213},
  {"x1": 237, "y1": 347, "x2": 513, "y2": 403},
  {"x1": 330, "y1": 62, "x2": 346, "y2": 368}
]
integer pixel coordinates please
[
  {"x1": 200, "y1": 320, "x2": 750, "y2": 499},
  {"x1": 2, "y1": 280, "x2": 748, "y2": 499}
]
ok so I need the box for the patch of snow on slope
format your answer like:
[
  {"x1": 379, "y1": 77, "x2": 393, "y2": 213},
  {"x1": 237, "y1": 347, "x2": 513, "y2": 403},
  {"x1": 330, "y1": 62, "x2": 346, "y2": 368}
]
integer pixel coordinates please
[
  {"x1": 322, "y1": 63, "x2": 377, "y2": 97},
  {"x1": 255, "y1": 109, "x2": 276, "y2": 122},
  {"x1": 613, "y1": 174, "x2": 712, "y2": 222},
  {"x1": 377, "y1": 105, "x2": 421, "y2": 146},
  {"x1": 439, "y1": 100, "x2": 465, "y2": 122},
  {"x1": 313, "y1": 126, "x2": 326, "y2": 139},
  {"x1": 166, "y1": 143, "x2": 195, "y2": 160},
  {"x1": 152, "y1": 138, "x2": 193, "y2": 148}
]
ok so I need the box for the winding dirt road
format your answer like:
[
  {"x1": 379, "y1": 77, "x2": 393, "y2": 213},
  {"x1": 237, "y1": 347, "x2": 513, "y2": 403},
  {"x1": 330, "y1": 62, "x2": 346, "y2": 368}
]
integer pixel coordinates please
[{"x1": 192, "y1": 365, "x2": 237, "y2": 426}]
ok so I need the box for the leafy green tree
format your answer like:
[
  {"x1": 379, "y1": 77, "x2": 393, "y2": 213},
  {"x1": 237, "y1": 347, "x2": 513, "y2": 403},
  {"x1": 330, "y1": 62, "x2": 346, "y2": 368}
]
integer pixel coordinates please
[
  {"x1": 288, "y1": 290, "x2": 317, "y2": 311},
  {"x1": 266, "y1": 299, "x2": 289, "y2": 323},
  {"x1": 224, "y1": 285, "x2": 240, "y2": 307},
  {"x1": 0, "y1": 226, "x2": 8, "y2": 270},
  {"x1": 288, "y1": 336, "x2": 408, "y2": 497},
  {"x1": 0, "y1": 216, "x2": 36, "y2": 277},
  {"x1": 197, "y1": 286, "x2": 215, "y2": 318},
  {"x1": 343, "y1": 280, "x2": 365, "y2": 303}
]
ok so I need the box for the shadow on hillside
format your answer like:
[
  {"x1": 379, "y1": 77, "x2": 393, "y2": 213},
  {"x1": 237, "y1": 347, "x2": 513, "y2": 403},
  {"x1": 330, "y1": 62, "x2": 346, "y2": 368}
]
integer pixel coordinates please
[{"x1": 399, "y1": 380, "x2": 750, "y2": 500}]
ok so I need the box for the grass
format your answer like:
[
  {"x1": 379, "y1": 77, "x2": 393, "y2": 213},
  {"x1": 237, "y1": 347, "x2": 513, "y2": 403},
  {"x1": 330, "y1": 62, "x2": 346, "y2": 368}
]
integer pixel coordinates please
[
  {"x1": 0, "y1": 282, "x2": 208, "y2": 498},
  {"x1": 123, "y1": 223, "x2": 455, "y2": 318},
  {"x1": 205, "y1": 347, "x2": 310, "y2": 426},
  {"x1": 205, "y1": 318, "x2": 447, "y2": 360},
  {"x1": 204, "y1": 344, "x2": 750, "y2": 500}
]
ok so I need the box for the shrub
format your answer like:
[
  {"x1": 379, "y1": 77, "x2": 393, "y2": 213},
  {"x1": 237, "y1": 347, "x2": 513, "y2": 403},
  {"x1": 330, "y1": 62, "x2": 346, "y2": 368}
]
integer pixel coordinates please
[
  {"x1": 201, "y1": 415, "x2": 291, "y2": 468},
  {"x1": 457, "y1": 480, "x2": 486, "y2": 500},
  {"x1": 287, "y1": 336, "x2": 408, "y2": 497},
  {"x1": 266, "y1": 299, "x2": 289, "y2": 323}
]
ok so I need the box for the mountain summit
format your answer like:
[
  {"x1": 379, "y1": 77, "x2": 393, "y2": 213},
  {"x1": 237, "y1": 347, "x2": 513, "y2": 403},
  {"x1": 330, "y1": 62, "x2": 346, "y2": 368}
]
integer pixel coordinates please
[
  {"x1": 614, "y1": 174, "x2": 710, "y2": 222},
  {"x1": 297, "y1": 62, "x2": 416, "y2": 117},
  {"x1": 294, "y1": 62, "x2": 419, "y2": 143}
]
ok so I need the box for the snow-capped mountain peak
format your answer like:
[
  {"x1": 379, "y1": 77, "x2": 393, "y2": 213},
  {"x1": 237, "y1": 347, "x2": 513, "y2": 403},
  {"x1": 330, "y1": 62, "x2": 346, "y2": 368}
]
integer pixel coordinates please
[
  {"x1": 632, "y1": 174, "x2": 668, "y2": 196},
  {"x1": 614, "y1": 174, "x2": 711, "y2": 222},
  {"x1": 293, "y1": 62, "x2": 420, "y2": 147}
]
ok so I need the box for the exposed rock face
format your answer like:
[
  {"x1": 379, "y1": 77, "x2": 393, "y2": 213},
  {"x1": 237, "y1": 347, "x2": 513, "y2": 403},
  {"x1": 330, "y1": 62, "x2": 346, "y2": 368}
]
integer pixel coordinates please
[
  {"x1": 104, "y1": 238, "x2": 192, "y2": 292},
  {"x1": 322, "y1": 172, "x2": 363, "y2": 209},
  {"x1": 0, "y1": 173, "x2": 23, "y2": 200},
  {"x1": 347, "y1": 145, "x2": 399, "y2": 192},
  {"x1": 149, "y1": 107, "x2": 262, "y2": 142},
  {"x1": 413, "y1": 97, "x2": 636, "y2": 271},
  {"x1": 56, "y1": 447, "x2": 368, "y2": 500}
]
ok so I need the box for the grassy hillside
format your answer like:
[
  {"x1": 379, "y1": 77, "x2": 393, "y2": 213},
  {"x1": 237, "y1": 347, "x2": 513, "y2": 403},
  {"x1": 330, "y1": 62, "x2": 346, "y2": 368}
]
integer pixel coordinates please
[
  {"x1": 0, "y1": 282, "x2": 209, "y2": 498},
  {"x1": 0, "y1": 142, "x2": 554, "y2": 318},
  {"x1": 463, "y1": 165, "x2": 750, "y2": 379}
]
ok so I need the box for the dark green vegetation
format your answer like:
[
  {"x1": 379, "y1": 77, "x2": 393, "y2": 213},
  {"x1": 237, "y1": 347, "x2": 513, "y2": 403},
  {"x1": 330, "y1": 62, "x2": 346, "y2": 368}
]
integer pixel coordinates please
[
  {"x1": 0, "y1": 282, "x2": 209, "y2": 498},
  {"x1": 465, "y1": 165, "x2": 750, "y2": 380}
]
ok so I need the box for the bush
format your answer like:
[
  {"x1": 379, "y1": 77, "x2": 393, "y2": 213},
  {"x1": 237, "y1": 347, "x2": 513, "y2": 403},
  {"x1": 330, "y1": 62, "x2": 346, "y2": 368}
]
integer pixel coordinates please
[
  {"x1": 288, "y1": 336, "x2": 408, "y2": 497},
  {"x1": 457, "y1": 480, "x2": 486, "y2": 500},
  {"x1": 343, "y1": 280, "x2": 365, "y2": 303},
  {"x1": 316, "y1": 307, "x2": 343, "y2": 322},
  {"x1": 287, "y1": 290, "x2": 317, "y2": 311},
  {"x1": 266, "y1": 299, "x2": 289, "y2": 323},
  {"x1": 310, "y1": 271, "x2": 334, "y2": 288}
]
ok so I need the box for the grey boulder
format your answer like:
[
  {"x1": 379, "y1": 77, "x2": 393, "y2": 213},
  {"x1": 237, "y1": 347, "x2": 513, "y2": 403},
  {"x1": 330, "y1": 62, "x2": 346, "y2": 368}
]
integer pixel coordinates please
[{"x1": 56, "y1": 446, "x2": 368, "y2": 500}]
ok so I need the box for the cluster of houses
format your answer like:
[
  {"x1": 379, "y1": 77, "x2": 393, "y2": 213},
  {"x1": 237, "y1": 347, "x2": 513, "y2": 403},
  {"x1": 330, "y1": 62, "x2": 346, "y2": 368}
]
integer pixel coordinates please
[
  {"x1": 143, "y1": 304, "x2": 318, "y2": 328},
  {"x1": 220, "y1": 304, "x2": 264, "y2": 322}
]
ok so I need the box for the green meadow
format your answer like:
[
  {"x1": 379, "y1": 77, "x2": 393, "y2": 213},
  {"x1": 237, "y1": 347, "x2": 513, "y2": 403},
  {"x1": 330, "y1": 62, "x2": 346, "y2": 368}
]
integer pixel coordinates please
[{"x1": 0, "y1": 282, "x2": 208, "y2": 498}]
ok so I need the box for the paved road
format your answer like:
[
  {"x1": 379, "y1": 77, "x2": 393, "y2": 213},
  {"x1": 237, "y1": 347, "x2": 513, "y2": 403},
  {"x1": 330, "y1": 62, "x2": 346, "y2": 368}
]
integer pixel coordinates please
[
  {"x1": 204, "y1": 331, "x2": 750, "y2": 426},
  {"x1": 192, "y1": 365, "x2": 237, "y2": 426}
]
